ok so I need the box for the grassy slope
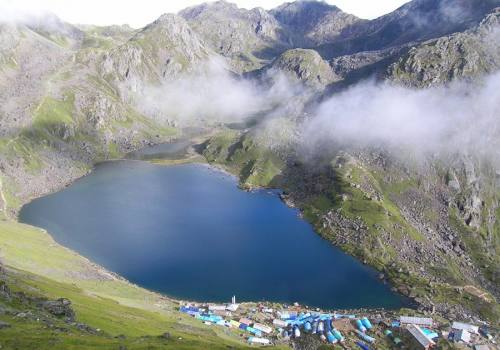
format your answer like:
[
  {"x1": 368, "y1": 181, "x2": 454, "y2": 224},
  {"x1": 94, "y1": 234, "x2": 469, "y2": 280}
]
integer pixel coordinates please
[
  {"x1": 0, "y1": 220, "x2": 257, "y2": 349},
  {"x1": 0, "y1": 27, "x2": 255, "y2": 349},
  {"x1": 201, "y1": 130, "x2": 500, "y2": 324},
  {"x1": 202, "y1": 129, "x2": 284, "y2": 188}
]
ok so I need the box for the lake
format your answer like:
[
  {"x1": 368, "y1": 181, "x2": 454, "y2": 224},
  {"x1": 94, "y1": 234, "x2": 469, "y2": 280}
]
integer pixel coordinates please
[{"x1": 19, "y1": 160, "x2": 407, "y2": 309}]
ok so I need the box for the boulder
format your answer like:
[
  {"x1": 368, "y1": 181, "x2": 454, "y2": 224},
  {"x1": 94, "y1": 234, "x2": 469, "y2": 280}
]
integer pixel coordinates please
[{"x1": 42, "y1": 298, "x2": 75, "y2": 321}]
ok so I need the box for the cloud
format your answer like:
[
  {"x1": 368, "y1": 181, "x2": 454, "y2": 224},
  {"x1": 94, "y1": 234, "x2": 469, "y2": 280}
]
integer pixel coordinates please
[
  {"x1": 300, "y1": 72, "x2": 500, "y2": 162},
  {"x1": 0, "y1": 1, "x2": 51, "y2": 24},
  {"x1": 134, "y1": 59, "x2": 305, "y2": 126}
]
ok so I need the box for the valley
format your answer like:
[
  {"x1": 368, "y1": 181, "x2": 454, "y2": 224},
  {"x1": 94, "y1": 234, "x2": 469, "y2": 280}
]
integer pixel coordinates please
[{"x1": 0, "y1": 0, "x2": 499, "y2": 348}]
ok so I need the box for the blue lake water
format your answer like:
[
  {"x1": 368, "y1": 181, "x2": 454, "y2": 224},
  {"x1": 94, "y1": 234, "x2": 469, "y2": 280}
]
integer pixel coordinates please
[{"x1": 19, "y1": 161, "x2": 407, "y2": 309}]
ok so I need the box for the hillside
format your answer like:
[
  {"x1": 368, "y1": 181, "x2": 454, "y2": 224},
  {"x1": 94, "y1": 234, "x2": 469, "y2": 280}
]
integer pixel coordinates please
[{"x1": 0, "y1": 0, "x2": 499, "y2": 349}]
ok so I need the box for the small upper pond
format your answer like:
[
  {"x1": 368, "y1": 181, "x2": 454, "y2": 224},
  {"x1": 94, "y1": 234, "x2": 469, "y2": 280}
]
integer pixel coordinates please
[{"x1": 19, "y1": 159, "x2": 407, "y2": 309}]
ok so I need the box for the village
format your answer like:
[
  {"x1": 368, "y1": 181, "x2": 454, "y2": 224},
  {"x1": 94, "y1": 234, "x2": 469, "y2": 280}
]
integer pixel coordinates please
[{"x1": 178, "y1": 297, "x2": 497, "y2": 349}]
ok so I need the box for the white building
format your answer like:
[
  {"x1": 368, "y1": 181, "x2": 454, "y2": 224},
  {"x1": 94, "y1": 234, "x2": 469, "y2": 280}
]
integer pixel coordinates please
[
  {"x1": 407, "y1": 324, "x2": 436, "y2": 349},
  {"x1": 452, "y1": 322, "x2": 479, "y2": 334},
  {"x1": 273, "y1": 319, "x2": 288, "y2": 327},
  {"x1": 400, "y1": 316, "x2": 434, "y2": 327},
  {"x1": 248, "y1": 337, "x2": 270, "y2": 345},
  {"x1": 454, "y1": 329, "x2": 471, "y2": 344},
  {"x1": 208, "y1": 304, "x2": 226, "y2": 311},
  {"x1": 474, "y1": 345, "x2": 490, "y2": 350},
  {"x1": 253, "y1": 323, "x2": 273, "y2": 334}
]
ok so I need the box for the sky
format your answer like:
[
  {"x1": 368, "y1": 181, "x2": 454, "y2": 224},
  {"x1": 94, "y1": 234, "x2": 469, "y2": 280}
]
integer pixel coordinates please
[{"x1": 1, "y1": 0, "x2": 411, "y2": 28}]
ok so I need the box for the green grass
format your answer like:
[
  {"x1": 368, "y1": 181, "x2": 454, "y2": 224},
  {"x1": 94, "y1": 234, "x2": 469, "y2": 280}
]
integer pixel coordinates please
[
  {"x1": 449, "y1": 206, "x2": 500, "y2": 285},
  {"x1": 202, "y1": 130, "x2": 284, "y2": 188},
  {"x1": 198, "y1": 133, "x2": 500, "y2": 323},
  {"x1": 0, "y1": 136, "x2": 44, "y2": 174},
  {"x1": 34, "y1": 95, "x2": 75, "y2": 126},
  {"x1": 0, "y1": 220, "x2": 259, "y2": 348},
  {"x1": 107, "y1": 142, "x2": 121, "y2": 159},
  {"x1": 30, "y1": 93, "x2": 77, "y2": 141},
  {"x1": 0, "y1": 290, "x2": 252, "y2": 350}
]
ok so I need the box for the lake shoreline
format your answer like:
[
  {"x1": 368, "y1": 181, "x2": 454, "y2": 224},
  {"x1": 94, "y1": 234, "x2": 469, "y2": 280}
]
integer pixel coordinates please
[
  {"x1": 16, "y1": 135, "x2": 415, "y2": 310},
  {"x1": 19, "y1": 156, "x2": 409, "y2": 311}
]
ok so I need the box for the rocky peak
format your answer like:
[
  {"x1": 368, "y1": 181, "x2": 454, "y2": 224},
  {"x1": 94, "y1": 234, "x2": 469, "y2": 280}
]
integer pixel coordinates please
[
  {"x1": 24, "y1": 13, "x2": 84, "y2": 49},
  {"x1": 100, "y1": 13, "x2": 212, "y2": 96},
  {"x1": 480, "y1": 6, "x2": 500, "y2": 28},
  {"x1": 317, "y1": 0, "x2": 500, "y2": 59},
  {"x1": 141, "y1": 13, "x2": 197, "y2": 39},
  {"x1": 271, "y1": 0, "x2": 343, "y2": 28},
  {"x1": 180, "y1": 0, "x2": 287, "y2": 72},
  {"x1": 387, "y1": 7, "x2": 500, "y2": 87},
  {"x1": 267, "y1": 48, "x2": 338, "y2": 88},
  {"x1": 131, "y1": 13, "x2": 210, "y2": 60},
  {"x1": 270, "y1": 0, "x2": 362, "y2": 46}
]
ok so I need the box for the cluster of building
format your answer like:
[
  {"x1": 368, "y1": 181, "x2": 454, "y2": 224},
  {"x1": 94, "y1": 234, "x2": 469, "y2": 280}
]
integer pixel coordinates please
[
  {"x1": 396, "y1": 316, "x2": 494, "y2": 350},
  {"x1": 178, "y1": 297, "x2": 496, "y2": 349}
]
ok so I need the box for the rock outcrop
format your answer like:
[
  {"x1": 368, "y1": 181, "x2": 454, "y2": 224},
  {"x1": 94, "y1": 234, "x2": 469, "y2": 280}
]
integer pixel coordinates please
[
  {"x1": 388, "y1": 8, "x2": 500, "y2": 87},
  {"x1": 266, "y1": 48, "x2": 338, "y2": 88},
  {"x1": 180, "y1": 0, "x2": 288, "y2": 72},
  {"x1": 270, "y1": 0, "x2": 362, "y2": 47},
  {"x1": 101, "y1": 13, "x2": 212, "y2": 96}
]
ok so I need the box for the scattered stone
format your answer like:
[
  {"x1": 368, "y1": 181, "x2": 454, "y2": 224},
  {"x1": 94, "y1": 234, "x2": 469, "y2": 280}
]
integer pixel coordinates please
[
  {"x1": 41, "y1": 298, "x2": 75, "y2": 321},
  {"x1": 161, "y1": 332, "x2": 171, "y2": 339}
]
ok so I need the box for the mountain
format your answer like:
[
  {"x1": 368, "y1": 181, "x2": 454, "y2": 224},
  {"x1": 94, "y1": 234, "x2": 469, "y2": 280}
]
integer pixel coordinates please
[
  {"x1": 270, "y1": 0, "x2": 363, "y2": 46},
  {"x1": 101, "y1": 13, "x2": 213, "y2": 95},
  {"x1": 78, "y1": 24, "x2": 136, "y2": 49},
  {"x1": 389, "y1": 8, "x2": 500, "y2": 86},
  {"x1": 180, "y1": 0, "x2": 288, "y2": 72},
  {"x1": 317, "y1": 0, "x2": 500, "y2": 59},
  {"x1": 264, "y1": 48, "x2": 338, "y2": 88},
  {"x1": 0, "y1": 22, "x2": 70, "y2": 136},
  {"x1": 24, "y1": 13, "x2": 84, "y2": 49},
  {"x1": 0, "y1": 1, "x2": 500, "y2": 348}
]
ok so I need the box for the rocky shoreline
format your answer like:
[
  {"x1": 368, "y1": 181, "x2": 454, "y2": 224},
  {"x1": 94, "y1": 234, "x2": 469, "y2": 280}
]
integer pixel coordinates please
[{"x1": 2, "y1": 134, "x2": 497, "y2": 349}]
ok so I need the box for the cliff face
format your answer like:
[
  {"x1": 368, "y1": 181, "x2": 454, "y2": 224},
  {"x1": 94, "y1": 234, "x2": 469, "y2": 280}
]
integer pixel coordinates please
[
  {"x1": 180, "y1": 0, "x2": 288, "y2": 72},
  {"x1": 265, "y1": 48, "x2": 339, "y2": 88},
  {"x1": 270, "y1": 0, "x2": 363, "y2": 47},
  {"x1": 388, "y1": 8, "x2": 500, "y2": 87}
]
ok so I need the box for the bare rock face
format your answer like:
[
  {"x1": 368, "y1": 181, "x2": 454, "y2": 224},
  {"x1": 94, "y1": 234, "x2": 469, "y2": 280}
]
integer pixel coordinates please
[
  {"x1": 267, "y1": 48, "x2": 338, "y2": 88},
  {"x1": 388, "y1": 8, "x2": 500, "y2": 87},
  {"x1": 100, "y1": 13, "x2": 212, "y2": 96},
  {"x1": 270, "y1": 0, "x2": 362, "y2": 47},
  {"x1": 180, "y1": 0, "x2": 288, "y2": 72},
  {"x1": 317, "y1": 0, "x2": 500, "y2": 59},
  {"x1": 0, "y1": 23, "x2": 70, "y2": 136},
  {"x1": 329, "y1": 46, "x2": 408, "y2": 81}
]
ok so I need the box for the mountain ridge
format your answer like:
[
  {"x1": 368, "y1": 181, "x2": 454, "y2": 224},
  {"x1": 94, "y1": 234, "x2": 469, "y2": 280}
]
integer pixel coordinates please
[{"x1": 0, "y1": 1, "x2": 499, "y2": 349}]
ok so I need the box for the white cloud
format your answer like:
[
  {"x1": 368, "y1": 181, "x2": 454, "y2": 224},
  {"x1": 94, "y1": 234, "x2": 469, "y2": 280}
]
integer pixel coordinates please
[
  {"x1": 134, "y1": 59, "x2": 304, "y2": 125},
  {"x1": 301, "y1": 73, "x2": 500, "y2": 161}
]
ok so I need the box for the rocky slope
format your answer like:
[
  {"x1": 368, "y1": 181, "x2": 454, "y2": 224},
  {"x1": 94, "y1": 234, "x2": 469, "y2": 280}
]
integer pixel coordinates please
[
  {"x1": 100, "y1": 13, "x2": 213, "y2": 96},
  {"x1": 180, "y1": 0, "x2": 288, "y2": 72},
  {"x1": 0, "y1": 0, "x2": 499, "y2": 347},
  {"x1": 317, "y1": 0, "x2": 500, "y2": 59},
  {"x1": 264, "y1": 48, "x2": 339, "y2": 88},
  {"x1": 388, "y1": 8, "x2": 500, "y2": 87},
  {"x1": 0, "y1": 18, "x2": 176, "y2": 218},
  {"x1": 270, "y1": 0, "x2": 363, "y2": 47}
]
